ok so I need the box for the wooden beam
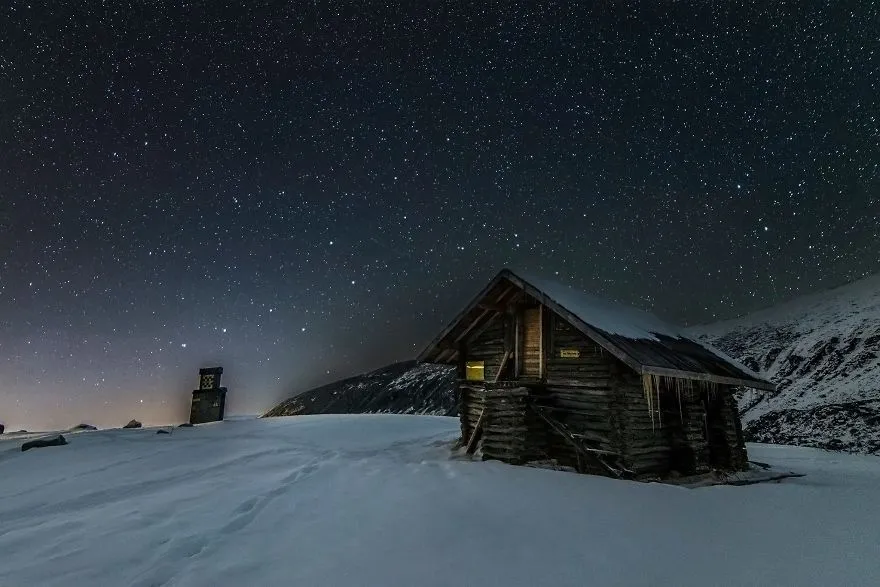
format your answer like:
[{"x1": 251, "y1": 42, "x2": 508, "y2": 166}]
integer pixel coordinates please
[
  {"x1": 434, "y1": 348, "x2": 457, "y2": 363},
  {"x1": 465, "y1": 408, "x2": 486, "y2": 454},
  {"x1": 494, "y1": 350, "x2": 512, "y2": 383},
  {"x1": 538, "y1": 303, "x2": 545, "y2": 379},
  {"x1": 531, "y1": 406, "x2": 629, "y2": 478},
  {"x1": 453, "y1": 285, "x2": 516, "y2": 344},
  {"x1": 416, "y1": 272, "x2": 512, "y2": 363},
  {"x1": 467, "y1": 310, "x2": 503, "y2": 345}
]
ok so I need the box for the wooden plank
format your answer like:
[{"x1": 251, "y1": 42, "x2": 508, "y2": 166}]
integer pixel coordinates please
[
  {"x1": 538, "y1": 304, "x2": 545, "y2": 378},
  {"x1": 465, "y1": 408, "x2": 486, "y2": 454},
  {"x1": 521, "y1": 307, "x2": 541, "y2": 378},
  {"x1": 494, "y1": 350, "x2": 512, "y2": 383},
  {"x1": 545, "y1": 379, "x2": 612, "y2": 389},
  {"x1": 455, "y1": 286, "x2": 516, "y2": 344}
]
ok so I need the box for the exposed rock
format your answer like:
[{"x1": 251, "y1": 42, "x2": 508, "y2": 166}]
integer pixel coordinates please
[
  {"x1": 0, "y1": 423, "x2": 4, "y2": 434},
  {"x1": 123, "y1": 419, "x2": 142, "y2": 429},
  {"x1": 156, "y1": 429, "x2": 171, "y2": 435},
  {"x1": 71, "y1": 423, "x2": 98, "y2": 431},
  {"x1": 178, "y1": 422, "x2": 194, "y2": 428},
  {"x1": 690, "y1": 272, "x2": 880, "y2": 454},
  {"x1": 22, "y1": 434, "x2": 68, "y2": 452},
  {"x1": 264, "y1": 361, "x2": 456, "y2": 418}
]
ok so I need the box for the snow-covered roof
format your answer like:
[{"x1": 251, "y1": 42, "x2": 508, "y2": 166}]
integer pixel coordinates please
[
  {"x1": 418, "y1": 269, "x2": 774, "y2": 390},
  {"x1": 514, "y1": 272, "x2": 684, "y2": 341}
]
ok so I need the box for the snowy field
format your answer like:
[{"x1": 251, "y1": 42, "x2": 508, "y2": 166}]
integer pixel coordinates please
[{"x1": 1, "y1": 415, "x2": 878, "y2": 586}]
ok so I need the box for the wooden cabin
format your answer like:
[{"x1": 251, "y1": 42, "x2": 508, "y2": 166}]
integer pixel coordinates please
[{"x1": 418, "y1": 269, "x2": 776, "y2": 479}]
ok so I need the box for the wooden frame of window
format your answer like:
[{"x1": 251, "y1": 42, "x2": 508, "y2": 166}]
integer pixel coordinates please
[{"x1": 465, "y1": 360, "x2": 486, "y2": 381}]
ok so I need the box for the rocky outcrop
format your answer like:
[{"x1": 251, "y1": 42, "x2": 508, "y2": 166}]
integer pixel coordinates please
[
  {"x1": 123, "y1": 420, "x2": 142, "y2": 429},
  {"x1": 744, "y1": 400, "x2": 880, "y2": 454},
  {"x1": 691, "y1": 273, "x2": 880, "y2": 454},
  {"x1": 265, "y1": 361, "x2": 456, "y2": 418},
  {"x1": 22, "y1": 435, "x2": 68, "y2": 452},
  {"x1": 71, "y1": 423, "x2": 98, "y2": 431}
]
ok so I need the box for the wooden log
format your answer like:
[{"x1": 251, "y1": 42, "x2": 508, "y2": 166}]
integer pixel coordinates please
[{"x1": 465, "y1": 408, "x2": 485, "y2": 454}]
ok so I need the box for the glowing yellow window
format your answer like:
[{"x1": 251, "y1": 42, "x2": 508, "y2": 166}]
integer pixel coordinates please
[{"x1": 465, "y1": 360, "x2": 485, "y2": 381}]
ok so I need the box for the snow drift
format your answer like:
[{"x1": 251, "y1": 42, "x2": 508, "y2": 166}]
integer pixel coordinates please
[{"x1": 1, "y1": 415, "x2": 879, "y2": 586}]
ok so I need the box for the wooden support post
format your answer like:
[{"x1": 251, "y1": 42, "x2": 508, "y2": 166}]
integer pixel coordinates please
[
  {"x1": 494, "y1": 350, "x2": 512, "y2": 383},
  {"x1": 466, "y1": 408, "x2": 486, "y2": 454}
]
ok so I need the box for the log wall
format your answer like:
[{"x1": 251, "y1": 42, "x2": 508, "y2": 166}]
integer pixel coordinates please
[
  {"x1": 545, "y1": 317, "x2": 608, "y2": 385},
  {"x1": 459, "y1": 383, "x2": 486, "y2": 444},
  {"x1": 610, "y1": 369, "x2": 674, "y2": 475},
  {"x1": 466, "y1": 315, "x2": 508, "y2": 381},
  {"x1": 481, "y1": 387, "x2": 529, "y2": 464},
  {"x1": 706, "y1": 387, "x2": 749, "y2": 471}
]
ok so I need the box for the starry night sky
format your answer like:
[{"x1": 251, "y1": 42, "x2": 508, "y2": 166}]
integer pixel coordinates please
[{"x1": 1, "y1": 2, "x2": 877, "y2": 430}]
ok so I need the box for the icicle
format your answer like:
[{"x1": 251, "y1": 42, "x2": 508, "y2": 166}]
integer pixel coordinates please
[
  {"x1": 654, "y1": 374, "x2": 662, "y2": 428},
  {"x1": 676, "y1": 378, "x2": 684, "y2": 423},
  {"x1": 642, "y1": 373, "x2": 655, "y2": 432}
]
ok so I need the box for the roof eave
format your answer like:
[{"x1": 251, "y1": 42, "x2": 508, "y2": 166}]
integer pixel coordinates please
[{"x1": 640, "y1": 365, "x2": 777, "y2": 392}]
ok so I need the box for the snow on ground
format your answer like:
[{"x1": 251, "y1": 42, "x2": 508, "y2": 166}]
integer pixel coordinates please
[{"x1": 1, "y1": 415, "x2": 878, "y2": 586}]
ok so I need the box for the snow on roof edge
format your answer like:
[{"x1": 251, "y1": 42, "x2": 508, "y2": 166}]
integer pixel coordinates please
[
  {"x1": 512, "y1": 270, "x2": 684, "y2": 341},
  {"x1": 510, "y1": 270, "x2": 770, "y2": 385}
]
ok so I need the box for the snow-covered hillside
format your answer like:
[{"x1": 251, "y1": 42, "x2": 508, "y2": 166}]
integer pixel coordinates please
[
  {"x1": 264, "y1": 360, "x2": 456, "y2": 417},
  {"x1": 691, "y1": 273, "x2": 880, "y2": 453},
  {"x1": 2, "y1": 416, "x2": 880, "y2": 586}
]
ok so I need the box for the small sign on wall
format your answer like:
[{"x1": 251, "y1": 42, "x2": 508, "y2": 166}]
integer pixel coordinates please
[{"x1": 559, "y1": 348, "x2": 581, "y2": 358}]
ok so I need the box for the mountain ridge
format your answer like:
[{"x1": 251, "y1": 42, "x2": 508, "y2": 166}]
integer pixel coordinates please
[{"x1": 689, "y1": 272, "x2": 880, "y2": 453}]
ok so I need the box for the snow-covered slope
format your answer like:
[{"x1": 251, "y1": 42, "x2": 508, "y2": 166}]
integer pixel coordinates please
[
  {"x1": 1, "y1": 416, "x2": 879, "y2": 586},
  {"x1": 264, "y1": 360, "x2": 456, "y2": 418},
  {"x1": 691, "y1": 273, "x2": 880, "y2": 453}
]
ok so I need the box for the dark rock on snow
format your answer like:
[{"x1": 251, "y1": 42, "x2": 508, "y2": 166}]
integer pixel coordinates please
[
  {"x1": 0, "y1": 423, "x2": 4, "y2": 434},
  {"x1": 22, "y1": 434, "x2": 68, "y2": 452},
  {"x1": 178, "y1": 422, "x2": 194, "y2": 428},
  {"x1": 71, "y1": 423, "x2": 98, "y2": 431},
  {"x1": 123, "y1": 419, "x2": 142, "y2": 429},
  {"x1": 156, "y1": 429, "x2": 171, "y2": 434}
]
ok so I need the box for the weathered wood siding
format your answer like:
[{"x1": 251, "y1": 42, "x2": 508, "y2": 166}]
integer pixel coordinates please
[
  {"x1": 465, "y1": 315, "x2": 508, "y2": 381},
  {"x1": 456, "y1": 307, "x2": 749, "y2": 478},
  {"x1": 546, "y1": 317, "x2": 610, "y2": 385},
  {"x1": 481, "y1": 387, "x2": 529, "y2": 464},
  {"x1": 539, "y1": 315, "x2": 620, "y2": 469},
  {"x1": 610, "y1": 370, "x2": 674, "y2": 475},
  {"x1": 706, "y1": 387, "x2": 749, "y2": 471},
  {"x1": 459, "y1": 383, "x2": 486, "y2": 443},
  {"x1": 521, "y1": 308, "x2": 542, "y2": 378}
]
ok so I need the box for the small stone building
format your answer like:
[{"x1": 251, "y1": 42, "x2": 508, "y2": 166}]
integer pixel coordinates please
[
  {"x1": 190, "y1": 367, "x2": 228, "y2": 424},
  {"x1": 418, "y1": 269, "x2": 775, "y2": 479}
]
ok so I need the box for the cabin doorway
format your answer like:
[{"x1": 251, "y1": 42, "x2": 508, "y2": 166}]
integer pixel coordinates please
[{"x1": 520, "y1": 307, "x2": 542, "y2": 378}]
